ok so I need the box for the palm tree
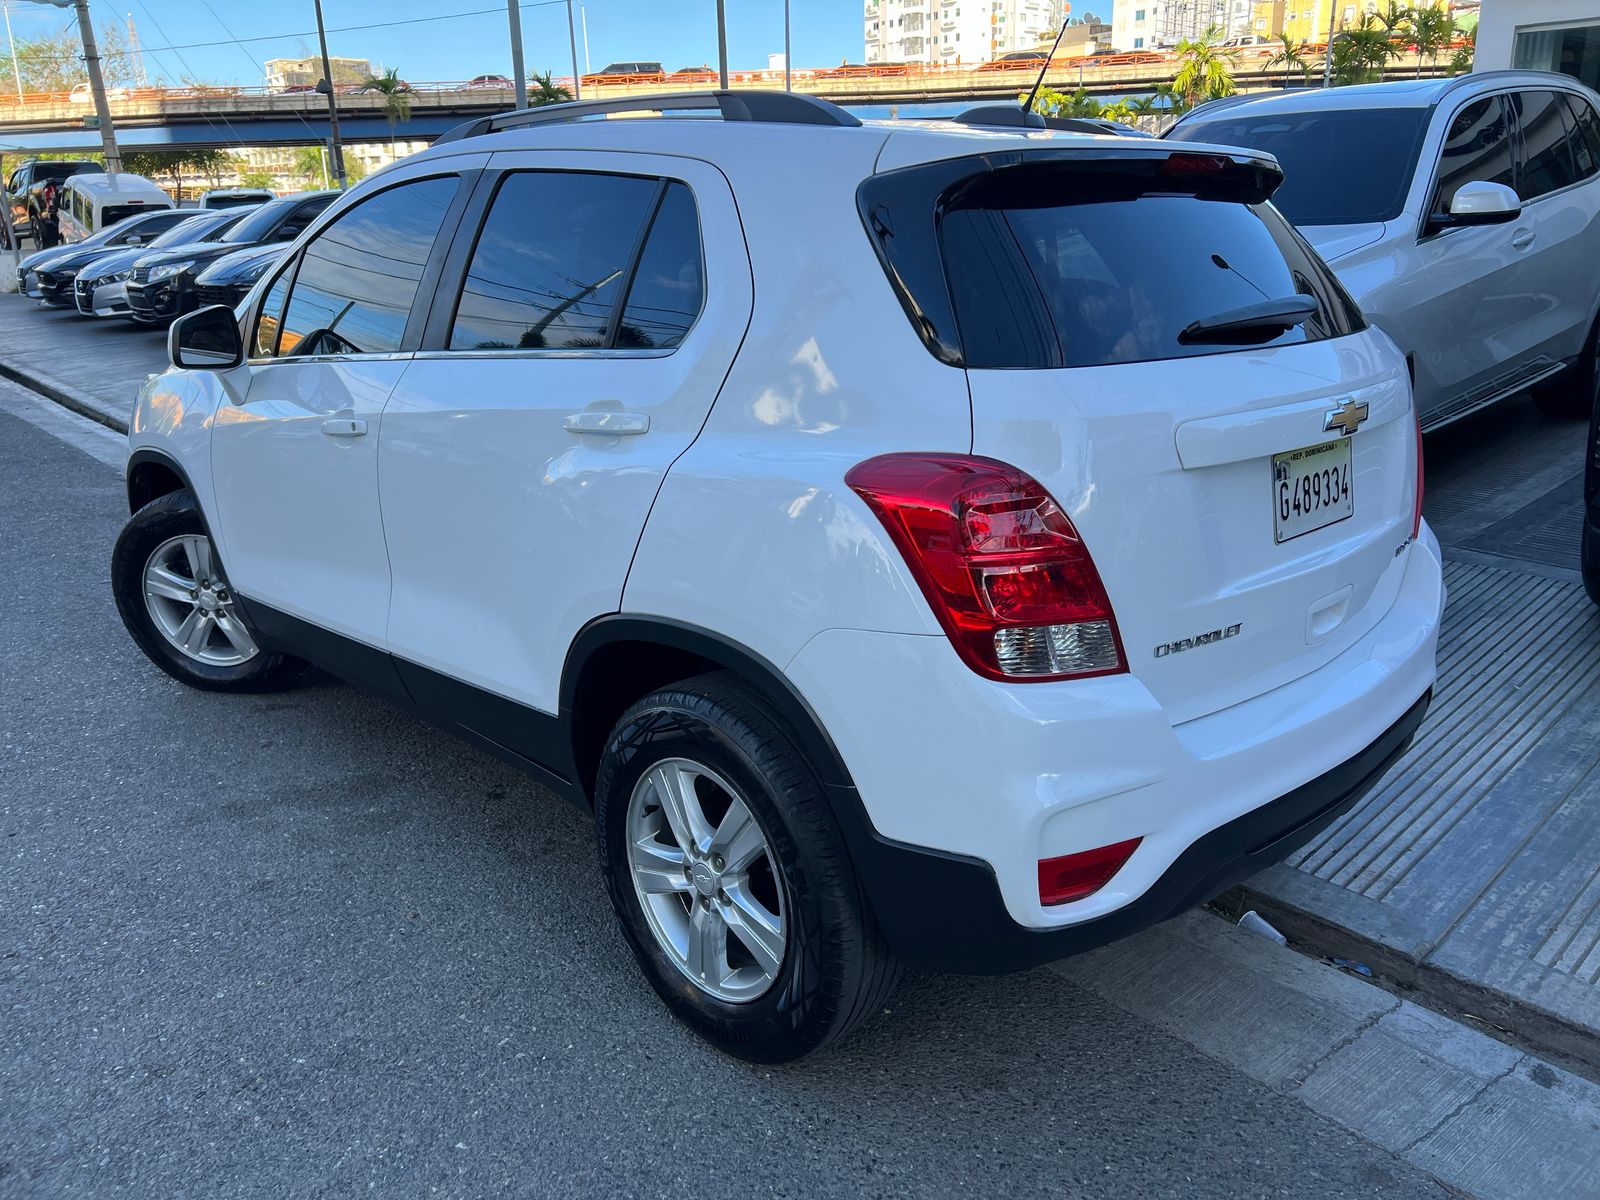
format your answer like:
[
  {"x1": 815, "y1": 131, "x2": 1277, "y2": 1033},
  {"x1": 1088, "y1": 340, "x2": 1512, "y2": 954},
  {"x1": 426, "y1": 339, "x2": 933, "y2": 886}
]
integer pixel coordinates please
[
  {"x1": 1151, "y1": 81, "x2": 1189, "y2": 122},
  {"x1": 1170, "y1": 25, "x2": 1238, "y2": 112},
  {"x1": 1331, "y1": 17, "x2": 1401, "y2": 86},
  {"x1": 1098, "y1": 98, "x2": 1136, "y2": 125},
  {"x1": 1267, "y1": 34, "x2": 1314, "y2": 87},
  {"x1": 1025, "y1": 86, "x2": 1105, "y2": 119},
  {"x1": 1446, "y1": 27, "x2": 1475, "y2": 76},
  {"x1": 1409, "y1": 7, "x2": 1456, "y2": 78},
  {"x1": 528, "y1": 70, "x2": 571, "y2": 105},
  {"x1": 361, "y1": 67, "x2": 413, "y2": 148}
]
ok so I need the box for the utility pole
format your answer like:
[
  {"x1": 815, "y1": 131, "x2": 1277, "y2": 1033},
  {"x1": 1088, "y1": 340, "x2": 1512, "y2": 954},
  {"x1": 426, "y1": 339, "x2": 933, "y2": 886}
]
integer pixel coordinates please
[
  {"x1": 715, "y1": 0, "x2": 728, "y2": 89},
  {"x1": 312, "y1": 0, "x2": 348, "y2": 188},
  {"x1": 68, "y1": 0, "x2": 121, "y2": 178},
  {"x1": 565, "y1": 0, "x2": 581, "y2": 99},
  {"x1": 507, "y1": 0, "x2": 527, "y2": 108},
  {"x1": 783, "y1": 0, "x2": 790, "y2": 91},
  {"x1": 1323, "y1": 0, "x2": 1339, "y2": 87},
  {"x1": 581, "y1": 4, "x2": 589, "y2": 75},
  {"x1": 3, "y1": 1, "x2": 23, "y2": 101}
]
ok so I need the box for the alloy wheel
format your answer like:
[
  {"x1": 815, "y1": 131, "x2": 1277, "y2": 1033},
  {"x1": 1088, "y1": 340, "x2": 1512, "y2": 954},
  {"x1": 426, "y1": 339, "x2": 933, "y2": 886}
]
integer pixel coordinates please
[
  {"x1": 141, "y1": 534, "x2": 259, "y2": 667},
  {"x1": 625, "y1": 757, "x2": 787, "y2": 1003}
]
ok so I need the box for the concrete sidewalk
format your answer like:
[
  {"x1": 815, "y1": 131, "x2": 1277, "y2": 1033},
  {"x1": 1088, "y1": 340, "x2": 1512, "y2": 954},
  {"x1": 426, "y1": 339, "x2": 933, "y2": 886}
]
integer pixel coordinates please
[{"x1": 2, "y1": 288, "x2": 1598, "y2": 1076}]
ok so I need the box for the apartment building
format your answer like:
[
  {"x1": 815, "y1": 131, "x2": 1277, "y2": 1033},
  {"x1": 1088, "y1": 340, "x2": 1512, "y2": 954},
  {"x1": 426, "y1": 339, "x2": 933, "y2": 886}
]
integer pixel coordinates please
[
  {"x1": 864, "y1": 0, "x2": 1065, "y2": 65},
  {"x1": 1111, "y1": 2, "x2": 1233, "y2": 52},
  {"x1": 1477, "y1": 0, "x2": 1599, "y2": 92},
  {"x1": 263, "y1": 55, "x2": 373, "y2": 92}
]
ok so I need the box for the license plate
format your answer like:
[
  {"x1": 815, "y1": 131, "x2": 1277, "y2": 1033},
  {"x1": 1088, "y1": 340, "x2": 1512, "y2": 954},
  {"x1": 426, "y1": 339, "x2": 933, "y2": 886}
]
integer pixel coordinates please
[{"x1": 1272, "y1": 439, "x2": 1353, "y2": 543}]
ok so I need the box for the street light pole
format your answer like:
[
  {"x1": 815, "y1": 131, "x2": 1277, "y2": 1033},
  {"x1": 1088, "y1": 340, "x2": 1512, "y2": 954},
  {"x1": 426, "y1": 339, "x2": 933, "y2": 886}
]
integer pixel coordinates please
[
  {"x1": 566, "y1": 0, "x2": 581, "y2": 99},
  {"x1": 783, "y1": 0, "x2": 790, "y2": 91},
  {"x1": 312, "y1": 0, "x2": 348, "y2": 189},
  {"x1": 67, "y1": 0, "x2": 120, "y2": 178},
  {"x1": 715, "y1": 0, "x2": 728, "y2": 89},
  {"x1": 507, "y1": 0, "x2": 527, "y2": 108},
  {"x1": 3, "y1": 0, "x2": 24, "y2": 101},
  {"x1": 1323, "y1": 0, "x2": 1339, "y2": 87}
]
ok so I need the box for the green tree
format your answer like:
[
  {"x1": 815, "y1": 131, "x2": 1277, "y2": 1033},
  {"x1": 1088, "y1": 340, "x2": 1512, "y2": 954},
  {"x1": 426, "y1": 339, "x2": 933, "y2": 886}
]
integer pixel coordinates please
[
  {"x1": 122, "y1": 149, "x2": 237, "y2": 200},
  {"x1": 528, "y1": 70, "x2": 571, "y2": 105},
  {"x1": 8, "y1": 21, "x2": 136, "y2": 93},
  {"x1": 361, "y1": 67, "x2": 413, "y2": 147},
  {"x1": 1267, "y1": 34, "x2": 1314, "y2": 86},
  {"x1": 1331, "y1": 17, "x2": 1402, "y2": 85},
  {"x1": 1024, "y1": 86, "x2": 1103, "y2": 118},
  {"x1": 1446, "y1": 25, "x2": 1474, "y2": 76},
  {"x1": 237, "y1": 170, "x2": 276, "y2": 191},
  {"x1": 1170, "y1": 25, "x2": 1238, "y2": 111},
  {"x1": 1409, "y1": 7, "x2": 1456, "y2": 77}
]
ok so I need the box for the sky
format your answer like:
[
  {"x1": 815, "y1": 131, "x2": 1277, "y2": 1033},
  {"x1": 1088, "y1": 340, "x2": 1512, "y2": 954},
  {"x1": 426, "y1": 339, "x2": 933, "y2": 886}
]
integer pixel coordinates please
[{"x1": 1, "y1": 0, "x2": 874, "y2": 87}]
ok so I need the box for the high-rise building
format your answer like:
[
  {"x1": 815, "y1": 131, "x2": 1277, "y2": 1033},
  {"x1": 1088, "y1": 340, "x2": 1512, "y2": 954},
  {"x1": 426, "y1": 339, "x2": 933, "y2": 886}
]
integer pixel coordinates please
[
  {"x1": 1111, "y1": 2, "x2": 1232, "y2": 51},
  {"x1": 864, "y1": 1, "x2": 1066, "y2": 66}
]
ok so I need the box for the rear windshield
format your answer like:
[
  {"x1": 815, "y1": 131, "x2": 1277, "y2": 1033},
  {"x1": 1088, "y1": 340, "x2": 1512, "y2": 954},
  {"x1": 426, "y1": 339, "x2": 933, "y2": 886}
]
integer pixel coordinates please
[
  {"x1": 205, "y1": 193, "x2": 268, "y2": 208},
  {"x1": 100, "y1": 203, "x2": 164, "y2": 228},
  {"x1": 1167, "y1": 109, "x2": 1429, "y2": 225}
]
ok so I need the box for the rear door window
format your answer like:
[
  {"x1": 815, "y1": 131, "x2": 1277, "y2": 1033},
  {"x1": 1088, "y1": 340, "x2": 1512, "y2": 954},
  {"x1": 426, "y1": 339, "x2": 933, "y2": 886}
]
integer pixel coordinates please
[
  {"x1": 1513, "y1": 90, "x2": 1581, "y2": 200},
  {"x1": 940, "y1": 180, "x2": 1355, "y2": 369},
  {"x1": 1562, "y1": 93, "x2": 1600, "y2": 180},
  {"x1": 1432, "y1": 95, "x2": 1515, "y2": 216},
  {"x1": 446, "y1": 171, "x2": 702, "y2": 352}
]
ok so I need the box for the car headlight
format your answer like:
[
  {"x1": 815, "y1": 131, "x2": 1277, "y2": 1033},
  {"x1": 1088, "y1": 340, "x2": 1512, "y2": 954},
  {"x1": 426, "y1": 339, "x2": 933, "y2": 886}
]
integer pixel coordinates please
[
  {"x1": 147, "y1": 261, "x2": 193, "y2": 282},
  {"x1": 111, "y1": 269, "x2": 133, "y2": 283},
  {"x1": 237, "y1": 259, "x2": 274, "y2": 283}
]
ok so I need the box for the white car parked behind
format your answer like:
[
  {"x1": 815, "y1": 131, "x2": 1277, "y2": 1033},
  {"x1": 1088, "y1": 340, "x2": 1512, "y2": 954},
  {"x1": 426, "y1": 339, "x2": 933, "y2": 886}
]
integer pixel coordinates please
[
  {"x1": 110, "y1": 93, "x2": 1443, "y2": 1061},
  {"x1": 1168, "y1": 72, "x2": 1600, "y2": 427}
]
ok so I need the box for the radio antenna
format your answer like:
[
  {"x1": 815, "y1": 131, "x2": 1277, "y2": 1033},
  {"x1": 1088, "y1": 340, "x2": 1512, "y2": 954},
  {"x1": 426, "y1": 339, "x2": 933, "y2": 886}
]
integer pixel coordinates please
[{"x1": 1020, "y1": 17, "x2": 1071, "y2": 119}]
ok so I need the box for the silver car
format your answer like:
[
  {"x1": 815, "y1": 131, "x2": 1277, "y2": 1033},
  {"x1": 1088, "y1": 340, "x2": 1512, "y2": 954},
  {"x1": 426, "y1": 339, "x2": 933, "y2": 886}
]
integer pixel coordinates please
[{"x1": 1168, "y1": 72, "x2": 1600, "y2": 428}]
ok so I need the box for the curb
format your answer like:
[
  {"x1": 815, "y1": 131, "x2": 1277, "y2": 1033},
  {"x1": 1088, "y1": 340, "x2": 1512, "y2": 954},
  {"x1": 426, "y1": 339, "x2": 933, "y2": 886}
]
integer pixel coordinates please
[
  {"x1": 1222, "y1": 879, "x2": 1600, "y2": 1080},
  {"x1": 0, "y1": 358, "x2": 130, "y2": 435}
]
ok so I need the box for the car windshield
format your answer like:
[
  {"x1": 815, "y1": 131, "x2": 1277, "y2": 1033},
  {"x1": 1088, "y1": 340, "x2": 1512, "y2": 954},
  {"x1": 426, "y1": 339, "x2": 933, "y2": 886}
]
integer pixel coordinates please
[
  {"x1": 221, "y1": 199, "x2": 299, "y2": 244},
  {"x1": 152, "y1": 211, "x2": 233, "y2": 248},
  {"x1": 1168, "y1": 108, "x2": 1430, "y2": 225}
]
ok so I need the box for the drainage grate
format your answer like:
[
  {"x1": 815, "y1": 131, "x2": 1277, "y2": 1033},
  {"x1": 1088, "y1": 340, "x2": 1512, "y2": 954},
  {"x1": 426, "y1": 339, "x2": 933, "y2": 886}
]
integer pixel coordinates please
[{"x1": 1288, "y1": 559, "x2": 1600, "y2": 900}]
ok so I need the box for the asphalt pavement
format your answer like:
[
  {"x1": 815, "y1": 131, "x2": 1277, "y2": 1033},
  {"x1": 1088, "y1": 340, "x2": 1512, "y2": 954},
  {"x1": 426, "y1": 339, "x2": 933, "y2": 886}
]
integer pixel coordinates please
[{"x1": 0, "y1": 388, "x2": 1474, "y2": 1198}]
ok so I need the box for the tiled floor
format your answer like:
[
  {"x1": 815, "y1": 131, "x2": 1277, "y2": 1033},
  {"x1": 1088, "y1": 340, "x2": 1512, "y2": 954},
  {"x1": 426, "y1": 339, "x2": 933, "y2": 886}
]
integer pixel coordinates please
[{"x1": 1248, "y1": 394, "x2": 1600, "y2": 1066}]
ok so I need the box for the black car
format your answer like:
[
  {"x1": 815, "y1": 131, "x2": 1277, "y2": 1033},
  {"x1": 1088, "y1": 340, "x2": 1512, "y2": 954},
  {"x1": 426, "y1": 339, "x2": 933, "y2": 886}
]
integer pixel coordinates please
[
  {"x1": 25, "y1": 208, "x2": 201, "y2": 306},
  {"x1": 190, "y1": 242, "x2": 289, "y2": 310},
  {"x1": 5, "y1": 158, "x2": 97, "y2": 247},
  {"x1": 1586, "y1": 372, "x2": 1599, "y2": 606},
  {"x1": 126, "y1": 190, "x2": 337, "y2": 324}
]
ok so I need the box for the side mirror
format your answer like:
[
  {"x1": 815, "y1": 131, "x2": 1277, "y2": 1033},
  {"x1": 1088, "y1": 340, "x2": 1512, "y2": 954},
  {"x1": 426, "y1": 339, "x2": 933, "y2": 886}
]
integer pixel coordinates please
[
  {"x1": 1440, "y1": 180, "x2": 1522, "y2": 228},
  {"x1": 126, "y1": 234, "x2": 143, "y2": 245},
  {"x1": 169, "y1": 304, "x2": 244, "y2": 370}
]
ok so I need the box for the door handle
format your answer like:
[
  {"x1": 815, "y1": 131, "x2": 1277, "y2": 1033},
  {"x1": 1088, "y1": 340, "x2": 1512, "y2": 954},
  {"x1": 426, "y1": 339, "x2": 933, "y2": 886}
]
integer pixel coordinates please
[
  {"x1": 563, "y1": 411, "x2": 650, "y2": 436},
  {"x1": 1511, "y1": 228, "x2": 1536, "y2": 250},
  {"x1": 321, "y1": 416, "x2": 368, "y2": 438}
]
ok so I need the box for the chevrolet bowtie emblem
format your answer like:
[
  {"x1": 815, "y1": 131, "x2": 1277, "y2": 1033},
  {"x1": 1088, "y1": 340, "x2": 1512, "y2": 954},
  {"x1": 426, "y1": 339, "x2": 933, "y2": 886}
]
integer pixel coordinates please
[{"x1": 1323, "y1": 398, "x2": 1370, "y2": 437}]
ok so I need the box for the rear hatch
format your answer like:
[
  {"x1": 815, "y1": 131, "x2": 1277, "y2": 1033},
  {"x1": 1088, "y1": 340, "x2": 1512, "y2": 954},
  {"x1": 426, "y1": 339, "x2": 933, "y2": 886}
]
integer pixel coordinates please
[{"x1": 860, "y1": 145, "x2": 1418, "y2": 724}]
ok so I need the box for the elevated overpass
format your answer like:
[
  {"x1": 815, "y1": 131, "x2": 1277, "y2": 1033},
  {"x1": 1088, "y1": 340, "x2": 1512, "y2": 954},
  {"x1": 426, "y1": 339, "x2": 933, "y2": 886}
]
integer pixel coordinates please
[{"x1": 0, "y1": 53, "x2": 1451, "y2": 153}]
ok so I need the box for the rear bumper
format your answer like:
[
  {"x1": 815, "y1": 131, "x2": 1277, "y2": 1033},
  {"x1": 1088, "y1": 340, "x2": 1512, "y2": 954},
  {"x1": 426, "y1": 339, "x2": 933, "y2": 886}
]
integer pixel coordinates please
[
  {"x1": 785, "y1": 525, "x2": 1445, "y2": 973},
  {"x1": 850, "y1": 689, "x2": 1429, "y2": 973}
]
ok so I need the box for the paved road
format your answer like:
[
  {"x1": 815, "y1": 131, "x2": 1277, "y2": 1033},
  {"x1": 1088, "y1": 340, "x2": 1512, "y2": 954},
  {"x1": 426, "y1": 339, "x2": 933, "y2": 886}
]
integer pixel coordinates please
[
  {"x1": 0, "y1": 295, "x2": 167, "y2": 426},
  {"x1": 0, "y1": 391, "x2": 1471, "y2": 1198}
]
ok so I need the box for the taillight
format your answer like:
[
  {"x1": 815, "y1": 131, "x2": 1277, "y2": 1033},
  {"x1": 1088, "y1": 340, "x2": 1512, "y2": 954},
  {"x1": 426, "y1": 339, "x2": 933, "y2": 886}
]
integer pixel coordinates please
[
  {"x1": 846, "y1": 453, "x2": 1125, "y2": 682},
  {"x1": 1038, "y1": 838, "x2": 1142, "y2": 906},
  {"x1": 1412, "y1": 409, "x2": 1425, "y2": 540}
]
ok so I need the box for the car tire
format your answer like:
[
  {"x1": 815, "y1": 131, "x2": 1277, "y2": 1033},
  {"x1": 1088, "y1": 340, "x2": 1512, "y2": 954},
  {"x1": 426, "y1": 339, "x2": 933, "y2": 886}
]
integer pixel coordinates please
[
  {"x1": 594, "y1": 672, "x2": 900, "y2": 1063},
  {"x1": 1536, "y1": 322, "x2": 1600, "y2": 419},
  {"x1": 1585, "y1": 394, "x2": 1600, "y2": 607},
  {"x1": 111, "y1": 489, "x2": 307, "y2": 692}
]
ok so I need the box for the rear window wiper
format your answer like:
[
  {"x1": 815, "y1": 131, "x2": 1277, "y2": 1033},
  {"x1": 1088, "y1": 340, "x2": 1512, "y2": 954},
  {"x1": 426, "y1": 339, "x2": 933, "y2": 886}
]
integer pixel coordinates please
[{"x1": 1178, "y1": 295, "x2": 1320, "y2": 345}]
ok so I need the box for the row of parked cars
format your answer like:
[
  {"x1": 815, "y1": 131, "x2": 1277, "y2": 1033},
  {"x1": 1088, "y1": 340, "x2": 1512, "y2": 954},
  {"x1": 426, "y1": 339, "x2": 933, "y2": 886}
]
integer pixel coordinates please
[{"x1": 10, "y1": 178, "x2": 336, "y2": 330}]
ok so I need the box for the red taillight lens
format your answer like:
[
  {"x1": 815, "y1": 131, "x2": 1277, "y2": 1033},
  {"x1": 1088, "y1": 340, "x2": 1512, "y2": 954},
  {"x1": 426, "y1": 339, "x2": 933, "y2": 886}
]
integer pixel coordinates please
[
  {"x1": 846, "y1": 453, "x2": 1125, "y2": 682},
  {"x1": 1412, "y1": 410, "x2": 1426, "y2": 540},
  {"x1": 1038, "y1": 838, "x2": 1142, "y2": 906}
]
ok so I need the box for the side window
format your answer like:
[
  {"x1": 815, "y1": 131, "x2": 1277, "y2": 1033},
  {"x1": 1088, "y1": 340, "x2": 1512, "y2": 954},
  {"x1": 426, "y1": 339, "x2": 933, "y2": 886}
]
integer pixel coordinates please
[
  {"x1": 272, "y1": 195, "x2": 334, "y2": 243},
  {"x1": 1513, "y1": 90, "x2": 1580, "y2": 200},
  {"x1": 1434, "y1": 96, "x2": 1515, "y2": 216},
  {"x1": 270, "y1": 176, "x2": 457, "y2": 359},
  {"x1": 447, "y1": 171, "x2": 661, "y2": 351},
  {"x1": 614, "y1": 183, "x2": 704, "y2": 349},
  {"x1": 252, "y1": 268, "x2": 292, "y2": 358},
  {"x1": 1563, "y1": 93, "x2": 1600, "y2": 181}
]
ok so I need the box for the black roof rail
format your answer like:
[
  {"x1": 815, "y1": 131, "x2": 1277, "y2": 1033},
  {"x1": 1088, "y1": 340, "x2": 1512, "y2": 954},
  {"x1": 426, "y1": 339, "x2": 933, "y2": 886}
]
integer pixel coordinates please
[{"x1": 432, "y1": 89, "x2": 862, "y2": 145}]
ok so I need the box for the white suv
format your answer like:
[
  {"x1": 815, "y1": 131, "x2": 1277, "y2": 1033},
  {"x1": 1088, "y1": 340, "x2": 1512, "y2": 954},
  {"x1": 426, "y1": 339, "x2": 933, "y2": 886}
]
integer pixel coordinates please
[
  {"x1": 1167, "y1": 72, "x2": 1600, "y2": 428},
  {"x1": 111, "y1": 93, "x2": 1443, "y2": 1061}
]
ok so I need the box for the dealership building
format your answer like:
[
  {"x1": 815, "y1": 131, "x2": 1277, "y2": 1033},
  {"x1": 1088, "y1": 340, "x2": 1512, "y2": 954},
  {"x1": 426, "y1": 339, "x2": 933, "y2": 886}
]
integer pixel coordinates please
[{"x1": 1477, "y1": 0, "x2": 1600, "y2": 91}]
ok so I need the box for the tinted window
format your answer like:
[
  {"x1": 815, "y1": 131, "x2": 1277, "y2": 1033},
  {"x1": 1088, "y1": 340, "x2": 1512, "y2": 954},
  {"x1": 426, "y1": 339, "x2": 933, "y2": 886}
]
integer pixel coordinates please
[
  {"x1": 615, "y1": 183, "x2": 703, "y2": 349},
  {"x1": 1168, "y1": 108, "x2": 1429, "y2": 225},
  {"x1": 253, "y1": 269, "x2": 291, "y2": 358},
  {"x1": 273, "y1": 176, "x2": 456, "y2": 357},
  {"x1": 1513, "y1": 90, "x2": 1580, "y2": 200},
  {"x1": 1563, "y1": 93, "x2": 1600, "y2": 180},
  {"x1": 448, "y1": 171, "x2": 660, "y2": 351},
  {"x1": 270, "y1": 195, "x2": 335, "y2": 243},
  {"x1": 151, "y1": 211, "x2": 233, "y2": 248},
  {"x1": 222, "y1": 194, "x2": 332, "y2": 245},
  {"x1": 1433, "y1": 95, "x2": 1515, "y2": 214},
  {"x1": 941, "y1": 183, "x2": 1353, "y2": 369}
]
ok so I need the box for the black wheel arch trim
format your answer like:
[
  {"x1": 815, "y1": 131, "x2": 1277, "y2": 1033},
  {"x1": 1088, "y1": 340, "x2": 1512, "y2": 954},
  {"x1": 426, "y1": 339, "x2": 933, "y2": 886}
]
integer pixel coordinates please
[{"x1": 125, "y1": 447, "x2": 199, "y2": 516}]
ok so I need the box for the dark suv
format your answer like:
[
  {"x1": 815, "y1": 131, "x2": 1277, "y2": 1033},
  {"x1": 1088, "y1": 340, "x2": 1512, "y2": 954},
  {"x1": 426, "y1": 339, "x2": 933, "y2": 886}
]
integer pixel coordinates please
[
  {"x1": 5, "y1": 158, "x2": 98, "y2": 247},
  {"x1": 126, "y1": 190, "x2": 337, "y2": 324}
]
